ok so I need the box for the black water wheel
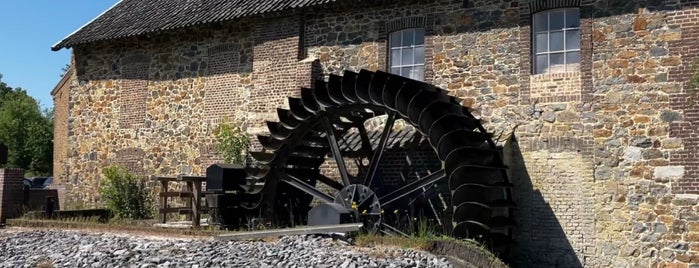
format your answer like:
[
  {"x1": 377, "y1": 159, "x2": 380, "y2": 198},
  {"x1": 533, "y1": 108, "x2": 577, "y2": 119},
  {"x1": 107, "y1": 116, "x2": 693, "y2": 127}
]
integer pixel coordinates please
[{"x1": 249, "y1": 69, "x2": 515, "y2": 257}]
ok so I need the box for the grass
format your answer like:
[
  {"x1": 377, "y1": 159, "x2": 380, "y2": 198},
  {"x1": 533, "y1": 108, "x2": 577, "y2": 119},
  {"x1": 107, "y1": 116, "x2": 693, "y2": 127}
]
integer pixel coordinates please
[
  {"x1": 35, "y1": 259, "x2": 54, "y2": 268},
  {"x1": 355, "y1": 232, "x2": 436, "y2": 249},
  {"x1": 354, "y1": 232, "x2": 508, "y2": 267}
]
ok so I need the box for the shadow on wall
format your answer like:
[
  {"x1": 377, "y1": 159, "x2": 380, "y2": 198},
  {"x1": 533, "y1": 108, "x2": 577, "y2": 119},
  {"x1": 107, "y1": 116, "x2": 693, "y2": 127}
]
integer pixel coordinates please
[{"x1": 504, "y1": 134, "x2": 583, "y2": 268}]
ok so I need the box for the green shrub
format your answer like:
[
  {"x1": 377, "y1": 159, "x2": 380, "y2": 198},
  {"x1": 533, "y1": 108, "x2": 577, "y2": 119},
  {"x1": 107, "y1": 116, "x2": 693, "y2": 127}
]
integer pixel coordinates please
[
  {"x1": 99, "y1": 165, "x2": 153, "y2": 219},
  {"x1": 691, "y1": 59, "x2": 699, "y2": 90},
  {"x1": 214, "y1": 120, "x2": 250, "y2": 165}
]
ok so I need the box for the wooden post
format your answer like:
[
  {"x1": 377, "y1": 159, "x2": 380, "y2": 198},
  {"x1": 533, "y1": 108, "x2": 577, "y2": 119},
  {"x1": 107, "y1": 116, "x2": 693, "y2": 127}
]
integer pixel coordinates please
[
  {"x1": 192, "y1": 180, "x2": 202, "y2": 227},
  {"x1": 159, "y1": 179, "x2": 168, "y2": 224},
  {"x1": 185, "y1": 181, "x2": 193, "y2": 222}
]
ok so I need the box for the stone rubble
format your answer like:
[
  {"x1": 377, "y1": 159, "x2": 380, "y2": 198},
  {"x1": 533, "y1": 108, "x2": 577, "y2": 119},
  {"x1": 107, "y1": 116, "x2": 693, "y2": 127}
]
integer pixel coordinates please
[{"x1": 0, "y1": 230, "x2": 452, "y2": 268}]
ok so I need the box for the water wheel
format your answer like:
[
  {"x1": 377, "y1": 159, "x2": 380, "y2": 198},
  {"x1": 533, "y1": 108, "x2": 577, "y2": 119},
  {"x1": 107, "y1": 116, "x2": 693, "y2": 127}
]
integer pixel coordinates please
[{"x1": 241, "y1": 69, "x2": 514, "y2": 256}]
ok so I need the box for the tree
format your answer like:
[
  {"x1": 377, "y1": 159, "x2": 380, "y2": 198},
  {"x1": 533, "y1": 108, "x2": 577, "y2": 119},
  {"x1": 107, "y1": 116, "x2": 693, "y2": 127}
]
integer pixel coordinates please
[
  {"x1": 0, "y1": 74, "x2": 53, "y2": 175},
  {"x1": 0, "y1": 74, "x2": 13, "y2": 102}
]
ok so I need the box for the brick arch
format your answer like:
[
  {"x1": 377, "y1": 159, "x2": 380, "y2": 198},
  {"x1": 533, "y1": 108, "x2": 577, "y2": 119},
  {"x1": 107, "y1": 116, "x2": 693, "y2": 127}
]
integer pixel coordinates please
[
  {"x1": 529, "y1": 0, "x2": 581, "y2": 13},
  {"x1": 382, "y1": 16, "x2": 430, "y2": 34}
]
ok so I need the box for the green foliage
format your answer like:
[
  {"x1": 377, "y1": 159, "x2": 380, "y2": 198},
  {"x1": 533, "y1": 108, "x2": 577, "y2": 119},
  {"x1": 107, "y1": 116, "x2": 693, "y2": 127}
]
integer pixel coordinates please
[
  {"x1": 0, "y1": 76, "x2": 53, "y2": 175},
  {"x1": 691, "y1": 59, "x2": 699, "y2": 91},
  {"x1": 214, "y1": 120, "x2": 250, "y2": 164},
  {"x1": 99, "y1": 165, "x2": 154, "y2": 220},
  {"x1": 416, "y1": 218, "x2": 438, "y2": 239}
]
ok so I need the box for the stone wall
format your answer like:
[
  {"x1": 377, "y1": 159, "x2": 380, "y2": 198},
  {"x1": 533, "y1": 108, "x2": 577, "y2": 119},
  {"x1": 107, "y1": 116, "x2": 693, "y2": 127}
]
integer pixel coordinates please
[
  {"x1": 67, "y1": 20, "x2": 256, "y2": 206},
  {"x1": 58, "y1": 0, "x2": 699, "y2": 266},
  {"x1": 588, "y1": 2, "x2": 699, "y2": 266}
]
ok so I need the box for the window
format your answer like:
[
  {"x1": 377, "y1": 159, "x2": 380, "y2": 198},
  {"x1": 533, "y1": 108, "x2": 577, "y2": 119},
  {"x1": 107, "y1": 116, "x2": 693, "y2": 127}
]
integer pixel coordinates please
[
  {"x1": 389, "y1": 28, "x2": 425, "y2": 81},
  {"x1": 533, "y1": 8, "x2": 580, "y2": 74}
]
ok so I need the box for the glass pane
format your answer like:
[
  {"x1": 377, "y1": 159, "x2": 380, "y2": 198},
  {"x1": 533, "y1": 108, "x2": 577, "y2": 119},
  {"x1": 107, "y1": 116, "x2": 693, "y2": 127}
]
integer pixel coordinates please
[
  {"x1": 536, "y1": 54, "x2": 548, "y2": 74},
  {"x1": 536, "y1": 33, "x2": 548, "y2": 53},
  {"x1": 411, "y1": 66, "x2": 425, "y2": 81},
  {"x1": 401, "y1": 67, "x2": 412, "y2": 77},
  {"x1": 414, "y1": 46, "x2": 425, "y2": 64},
  {"x1": 391, "y1": 49, "x2": 401, "y2": 66},
  {"x1": 533, "y1": 12, "x2": 548, "y2": 32},
  {"x1": 390, "y1": 32, "x2": 401, "y2": 48},
  {"x1": 566, "y1": 30, "x2": 580, "y2": 50},
  {"x1": 550, "y1": 53, "x2": 565, "y2": 65},
  {"x1": 550, "y1": 10, "x2": 565, "y2": 30},
  {"x1": 391, "y1": 67, "x2": 400, "y2": 75},
  {"x1": 402, "y1": 30, "x2": 414, "y2": 46},
  {"x1": 550, "y1": 31, "x2": 564, "y2": 51},
  {"x1": 414, "y1": 29, "x2": 425, "y2": 45},
  {"x1": 567, "y1": 51, "x2": 581, "y2": 64},
  {"x1": 566, "y1": 9, "x2": 580, "y2": 28},
  {"x1": 402, "y1": 48, "x2": 414, "y2": 65}
]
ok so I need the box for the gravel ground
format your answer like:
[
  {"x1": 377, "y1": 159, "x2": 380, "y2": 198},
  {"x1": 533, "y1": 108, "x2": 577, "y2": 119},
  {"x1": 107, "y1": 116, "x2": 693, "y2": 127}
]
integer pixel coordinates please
[{"x1": 0, "y1": 228, "x2": 452, "y2": 268}]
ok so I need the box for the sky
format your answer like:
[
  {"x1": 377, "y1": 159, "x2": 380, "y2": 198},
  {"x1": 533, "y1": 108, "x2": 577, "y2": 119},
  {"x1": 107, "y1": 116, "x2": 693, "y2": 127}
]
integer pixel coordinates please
[{"x1": 0, "y1": 1, "x2": 119, "y2": 109}]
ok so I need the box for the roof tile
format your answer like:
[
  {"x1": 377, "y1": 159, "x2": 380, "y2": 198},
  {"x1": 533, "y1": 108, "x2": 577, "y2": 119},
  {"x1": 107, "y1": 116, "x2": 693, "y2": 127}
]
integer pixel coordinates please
[{"x1": 52, "y1": 0, "x2": 341, "y2": 51}]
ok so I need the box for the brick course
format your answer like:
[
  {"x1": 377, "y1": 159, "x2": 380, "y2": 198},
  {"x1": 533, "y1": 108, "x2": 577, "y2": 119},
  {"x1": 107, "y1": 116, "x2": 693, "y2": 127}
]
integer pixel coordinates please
[
  {"x1": 51, "y1": 66, "x2": 72, "y2": 209},
  {"x1": 0, "y1": 169, "x2": 24, "y2": 224},
  {"x1": 668, "y1": 9, "x2": 699, "y2": 194}
]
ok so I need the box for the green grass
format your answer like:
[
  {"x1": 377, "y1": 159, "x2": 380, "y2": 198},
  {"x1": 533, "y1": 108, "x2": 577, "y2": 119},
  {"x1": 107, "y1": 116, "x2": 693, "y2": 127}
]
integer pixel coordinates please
[{"x1": 354, "y1": 231, "x2": 508, "y2": 268}]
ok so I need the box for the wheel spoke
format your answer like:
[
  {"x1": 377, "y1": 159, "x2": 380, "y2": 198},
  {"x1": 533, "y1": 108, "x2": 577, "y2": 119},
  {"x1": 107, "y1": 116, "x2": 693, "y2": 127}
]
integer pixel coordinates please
[
  {"x1": 363, "y1": 112, "x2": 397, "y2": 186},
  {"x1": 380, "y1": 222, "x2": 410, "y2": 237},
  {"x1": 378, "y1": 169, "x2": 446, "y2": 206},
  {"x1": 321, "y1": 116, "x2": 352, "y2": 187},
  {"x1": 283, "y1": 173, "x2": 334, "y2": 203},
  {"x1": 426, "y1": 199, "x2": 443, "y2": 227},
  {"x1": 357, "y1": 124, "x2": 374, "y2": 155},
  {"x1": 315, "y1": 173, "x2": 344, "y2": 191}
]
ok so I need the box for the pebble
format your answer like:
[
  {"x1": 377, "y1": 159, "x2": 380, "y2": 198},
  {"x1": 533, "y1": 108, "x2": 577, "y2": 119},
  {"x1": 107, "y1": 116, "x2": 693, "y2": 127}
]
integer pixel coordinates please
[{"x1": 0, "y1": 230, "x2": 452, "y2": 267}]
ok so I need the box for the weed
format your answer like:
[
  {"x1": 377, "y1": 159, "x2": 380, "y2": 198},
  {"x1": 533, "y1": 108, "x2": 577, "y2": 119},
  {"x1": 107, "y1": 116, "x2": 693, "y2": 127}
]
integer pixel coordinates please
[
  {"x1": 100, "y1": 165, "x2": 154, "y2": 220},
  {"x1": 35, "y1": 259, "x2": 53, "y2": 268},
  {"x1": 213, "y1": 119, "x2": 249, "y2": 165}
]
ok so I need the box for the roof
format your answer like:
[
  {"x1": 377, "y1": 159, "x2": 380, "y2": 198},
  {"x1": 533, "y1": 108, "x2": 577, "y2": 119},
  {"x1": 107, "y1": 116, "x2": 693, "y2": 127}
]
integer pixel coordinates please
[
  {"x1": 52, "y1": 0, "x2": 341, "y2": 51},
  {"x1": 51, "y1": 66, "x2": 74, "y2": 96}
]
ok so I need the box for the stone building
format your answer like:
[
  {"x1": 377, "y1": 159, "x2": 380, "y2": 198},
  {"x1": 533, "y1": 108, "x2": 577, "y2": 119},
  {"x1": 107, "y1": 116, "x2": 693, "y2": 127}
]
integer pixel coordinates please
[{"x1": 51, "y1": 0, "x2": 699, "y2": 267}]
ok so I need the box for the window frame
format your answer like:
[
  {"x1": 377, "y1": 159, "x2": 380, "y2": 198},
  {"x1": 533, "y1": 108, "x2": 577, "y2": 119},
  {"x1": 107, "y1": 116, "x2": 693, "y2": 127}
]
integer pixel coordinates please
[
  {"x1": 388, "y1": 28, "x2": 426, "y2": 81},
  {"x1": 532, "y1": 8, "x2": 581, "y2": 74}
]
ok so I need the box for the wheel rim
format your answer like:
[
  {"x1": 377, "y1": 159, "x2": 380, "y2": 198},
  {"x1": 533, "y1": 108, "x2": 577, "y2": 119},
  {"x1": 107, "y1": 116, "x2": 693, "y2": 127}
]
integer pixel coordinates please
[{"x1": 249, "y1": 69, "x2": 515, "y2": 256}]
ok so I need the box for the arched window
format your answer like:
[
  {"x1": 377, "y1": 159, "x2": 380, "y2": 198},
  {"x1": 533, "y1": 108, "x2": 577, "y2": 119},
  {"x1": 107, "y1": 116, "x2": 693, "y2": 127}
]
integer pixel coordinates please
[
  {"x1": 389, "y1": 28, "x2": 425, "y2": 81},
  {"x1": 533, "y1": 8, "x2": 580, "y2": 74}
]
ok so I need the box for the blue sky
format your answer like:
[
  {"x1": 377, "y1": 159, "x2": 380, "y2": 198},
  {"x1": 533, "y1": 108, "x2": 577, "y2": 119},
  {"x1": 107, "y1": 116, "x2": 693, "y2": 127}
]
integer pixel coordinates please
[{"x1": 0, "y1": 1, "x2": 119, "y2": 109}]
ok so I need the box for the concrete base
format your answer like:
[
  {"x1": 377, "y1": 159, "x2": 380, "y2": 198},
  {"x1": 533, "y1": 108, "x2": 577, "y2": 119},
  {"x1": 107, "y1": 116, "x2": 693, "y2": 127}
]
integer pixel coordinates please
[{"x1": 215, "y1": 223, "x2": 363, "y2": 241}]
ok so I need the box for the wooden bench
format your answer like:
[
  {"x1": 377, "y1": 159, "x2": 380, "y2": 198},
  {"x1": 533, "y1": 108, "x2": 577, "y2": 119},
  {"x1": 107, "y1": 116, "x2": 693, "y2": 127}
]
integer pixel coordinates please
[{"x1": 156, "y1": 175, "x2": 208, "y2": 227}]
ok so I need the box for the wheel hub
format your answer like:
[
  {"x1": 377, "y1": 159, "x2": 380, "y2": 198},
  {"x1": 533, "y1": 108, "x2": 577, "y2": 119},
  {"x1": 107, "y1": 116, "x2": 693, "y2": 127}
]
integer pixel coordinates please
[{"x1": 334, "y1": 184, "x2": 381, "y2": 233}]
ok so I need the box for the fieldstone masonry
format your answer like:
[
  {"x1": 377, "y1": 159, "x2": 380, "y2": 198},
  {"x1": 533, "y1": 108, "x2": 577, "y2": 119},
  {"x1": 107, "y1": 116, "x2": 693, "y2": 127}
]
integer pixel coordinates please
[{"x1": 55, "y1": 0, "x2": 699, "y2": 266}]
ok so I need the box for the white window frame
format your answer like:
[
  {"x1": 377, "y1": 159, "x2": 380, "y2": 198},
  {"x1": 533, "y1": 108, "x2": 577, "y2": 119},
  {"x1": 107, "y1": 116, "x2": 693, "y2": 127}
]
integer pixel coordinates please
[
  {"x1": 389, "y1": 28, "x2": 425, "y2": 81},
  {"x1": 533, "y1": 8, "x2": 581, "y2": 74}
]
